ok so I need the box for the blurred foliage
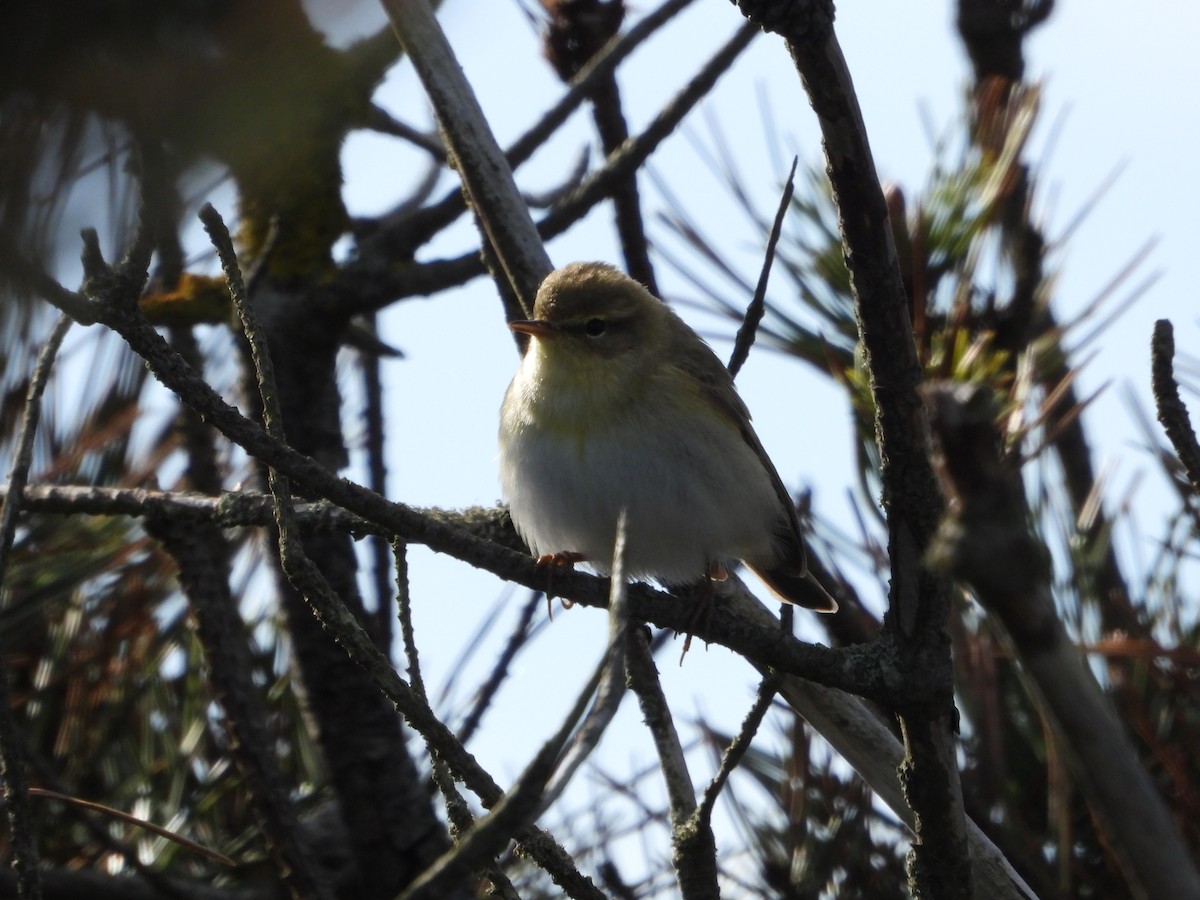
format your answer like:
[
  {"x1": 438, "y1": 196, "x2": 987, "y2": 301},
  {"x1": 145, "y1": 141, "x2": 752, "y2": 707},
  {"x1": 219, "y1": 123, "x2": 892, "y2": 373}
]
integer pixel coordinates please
[
  {"x1": 709, "y1": 715, "x2": 909, "y2": 900},
  {"x1": 0, "y1": 364, "x2": 326, "y2": 878}
]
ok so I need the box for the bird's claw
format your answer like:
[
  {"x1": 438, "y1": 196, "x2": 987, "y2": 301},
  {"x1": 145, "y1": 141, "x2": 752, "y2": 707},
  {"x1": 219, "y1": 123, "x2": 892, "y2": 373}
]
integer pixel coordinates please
[{"x1": 535, "y1": 552, "x2": 586, "y2": 617}]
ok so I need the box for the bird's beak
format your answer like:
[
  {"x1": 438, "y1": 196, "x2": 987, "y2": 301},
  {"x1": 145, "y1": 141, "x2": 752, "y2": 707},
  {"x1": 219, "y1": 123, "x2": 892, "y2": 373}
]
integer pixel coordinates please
[{"x1": 509, "y1": 319, "x2": 558, "y2": 338}]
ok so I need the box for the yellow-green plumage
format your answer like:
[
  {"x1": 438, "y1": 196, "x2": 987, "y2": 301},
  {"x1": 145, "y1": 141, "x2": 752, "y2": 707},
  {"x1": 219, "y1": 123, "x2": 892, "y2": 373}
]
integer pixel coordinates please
[{"x1": 498, "y1": 261, "x2": 836, "y2": 612}]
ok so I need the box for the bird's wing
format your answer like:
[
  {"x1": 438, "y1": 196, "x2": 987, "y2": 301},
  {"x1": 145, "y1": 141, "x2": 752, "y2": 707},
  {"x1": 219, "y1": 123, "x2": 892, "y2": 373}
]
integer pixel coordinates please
[
  {"x1": 671, "y1": 318, "x2": 808, "y2": 574},
  {"x1": 668, "y1": 315, "x2": 837, "y2": 611}
]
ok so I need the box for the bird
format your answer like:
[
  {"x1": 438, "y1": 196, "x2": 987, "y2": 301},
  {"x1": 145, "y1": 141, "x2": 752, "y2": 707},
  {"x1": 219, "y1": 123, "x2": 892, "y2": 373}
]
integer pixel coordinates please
[{"x1": 498, "y1": 261, "x2": 837, "y2": 613}]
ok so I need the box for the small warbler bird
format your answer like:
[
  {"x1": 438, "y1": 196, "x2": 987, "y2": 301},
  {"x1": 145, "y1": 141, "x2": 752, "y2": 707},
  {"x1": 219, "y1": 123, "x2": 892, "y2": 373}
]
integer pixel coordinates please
[{"x1": 499, "y1": 261, "x2": 837, "y2": 613}]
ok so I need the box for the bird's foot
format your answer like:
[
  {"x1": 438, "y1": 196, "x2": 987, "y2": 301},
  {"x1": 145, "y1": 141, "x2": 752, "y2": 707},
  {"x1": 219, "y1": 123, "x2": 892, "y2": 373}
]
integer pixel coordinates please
[
  {"x1": 706, "y1": 560, "x2": 728, "y2": 582},
  {"x1": 679, "y1": 564, "x2": 725, "y2": 663},
  {"x1": 535, "y1": 552, "x2": 586, "y2": 617}
]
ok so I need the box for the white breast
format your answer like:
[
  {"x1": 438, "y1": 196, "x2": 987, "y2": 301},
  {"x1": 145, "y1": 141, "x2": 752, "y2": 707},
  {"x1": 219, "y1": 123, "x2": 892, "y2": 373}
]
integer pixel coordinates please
[{"x1": 499, "y1": 364, "x2": 785, "y2": 584}]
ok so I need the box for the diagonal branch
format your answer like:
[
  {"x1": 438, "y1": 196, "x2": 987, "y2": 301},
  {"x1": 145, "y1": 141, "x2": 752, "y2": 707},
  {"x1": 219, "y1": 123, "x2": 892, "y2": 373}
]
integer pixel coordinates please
[
  {"x1": 330, "y1": 20, "x2": 759, "y2": 317},
  {"x1": 378, "y1": 0, "x2": 552, "y2": 309},
  {"x1": 925, "y1": 381, "x2": 1200, "y2": 900}
]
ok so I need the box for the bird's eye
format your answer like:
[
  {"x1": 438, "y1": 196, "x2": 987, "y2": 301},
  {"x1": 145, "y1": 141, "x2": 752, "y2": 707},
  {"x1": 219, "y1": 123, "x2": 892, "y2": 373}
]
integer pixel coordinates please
[{"x1": 584, "y1": 318, "x2": 607, "y2": 337}]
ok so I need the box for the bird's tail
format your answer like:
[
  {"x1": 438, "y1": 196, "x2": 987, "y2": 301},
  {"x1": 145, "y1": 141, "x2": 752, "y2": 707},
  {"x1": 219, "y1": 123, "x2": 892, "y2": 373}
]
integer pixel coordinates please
[{"x1": 747, "y1": 563, "x2": 839, "y2": 613}]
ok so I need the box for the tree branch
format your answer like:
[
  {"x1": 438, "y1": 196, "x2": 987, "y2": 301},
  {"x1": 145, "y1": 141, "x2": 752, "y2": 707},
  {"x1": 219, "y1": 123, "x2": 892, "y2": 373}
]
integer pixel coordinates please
[
  {"x1": 727, "y1": 2, "x2": 969, "y2": 893},
  {"x1": 925, "y1": 381, "x2": 1200, "y2": 900},
  {"x1": 625, "y1": 631, "x2": 719, "y2": 899},
  {"x1": 354, "y1": 0, "x2": 696, "y2": 265},
  {"x1": 4, "y1": 481, "x2": 897, "y2": 701},
  {"x1": 378, "y1": 0, "x2": 552, "y2": 310},
  {"x1": 1151, "y1": 319, "x2": 1200, "y2": 499},
  {"x1": 725, "y1": 584, "x2": 1038, "y2": 900},
  {"x1": 329, "y1": 20, "x2": 759, "y2": 317}
]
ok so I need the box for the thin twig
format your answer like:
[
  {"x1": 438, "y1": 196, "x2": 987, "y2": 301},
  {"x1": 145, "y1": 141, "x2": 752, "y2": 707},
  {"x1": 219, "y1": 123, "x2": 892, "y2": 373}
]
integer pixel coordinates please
[
  {"x1": 394, "y1": 537, "x2": 522, "y2": 896},
  {"x1": 400, "y1": 621, "x2": 616, "y2": 900},
  {"x1": 695, "y1": 670, "x2": 783, "y2": 826},
  {"x1": 27, "y1": 789, "x2": 236, "y2": 868},
  {"x1": 727, "y1": 156, "x2": 797, "y2": 378},
  {"x1": 0, "y1": 239, "x2": 97, "y2": 323},
  {"x1": 0, "y1": 313, "x2": 72, "y2": 900},
  {"x1": 363, "y1": 314, "x2": 395, "y2": 650},
  {"x1": 1152, "y1": 319, "x2": 1200, "y2": 499},
  {"x1": 362, "y1": 103, "x2": 448, "y2": 160},
  {"x1": 540, "y1": 513, "x2": 633, "y2": 814}
]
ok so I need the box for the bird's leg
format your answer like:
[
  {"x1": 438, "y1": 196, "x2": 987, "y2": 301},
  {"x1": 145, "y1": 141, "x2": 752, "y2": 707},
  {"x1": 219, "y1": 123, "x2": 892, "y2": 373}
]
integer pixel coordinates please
[
  {"x1": 535, "y1": 551, "x2": 586, "y2": 617},
  {"x1": 679, "y1": 560, "x2": 727, "y2": 663},
  {"x1": 534, "y1": 552, "x2": 586, "y2": 567}
]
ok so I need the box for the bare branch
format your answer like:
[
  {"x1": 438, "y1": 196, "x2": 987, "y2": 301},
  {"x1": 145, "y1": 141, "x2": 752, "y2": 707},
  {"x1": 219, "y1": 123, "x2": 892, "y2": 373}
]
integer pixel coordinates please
[
  {"x1": 727, "y1": 0, "x2": 969, "y2": 891},
  {"x1": 727, "y1": 155, "x2": 797, "y2": 378},
  {"x1": 926, "y1": 381, "x2": 1200, "y2": 900},
  {"x1": 378, "y1": 0, "x2": 552, "y2": 310},
  {"x1": 361, "y1": 103, "x2": 448, "y2": 161},
  {"x1": 4, "y1": 479, "x2": 892, "y2": 700},
  {"x1": 0, "y1": 239, "x2": 98, "y2": 323},
  {"x1": 356, "y1": 0, "x2": 697, "y2": 258},
  {"x1": 625, "y1": 616, "x2": 719, "y2": 899},
  {"x1": 695, "y1": 670, "x2": 782, "y2": 826},
  {"x1": 330, "y1": 20, "x2": 759, "y2": 318},
  {"x1": 1152, "y1": 319, "x2": 1200, "y2": 499}
]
